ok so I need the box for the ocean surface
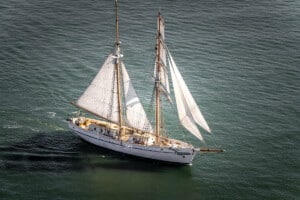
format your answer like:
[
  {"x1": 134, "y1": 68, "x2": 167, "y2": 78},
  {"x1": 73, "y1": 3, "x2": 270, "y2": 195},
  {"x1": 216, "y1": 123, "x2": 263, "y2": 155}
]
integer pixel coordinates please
[{"x1": 0, "y1": 0, "x2": 299, "y2": 199}]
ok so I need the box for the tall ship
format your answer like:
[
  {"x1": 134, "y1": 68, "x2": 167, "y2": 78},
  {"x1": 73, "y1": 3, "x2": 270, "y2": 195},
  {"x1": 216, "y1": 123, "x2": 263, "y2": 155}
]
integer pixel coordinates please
[{"x1": 68, "y1": 0, "x2": 221, "y2": 164}]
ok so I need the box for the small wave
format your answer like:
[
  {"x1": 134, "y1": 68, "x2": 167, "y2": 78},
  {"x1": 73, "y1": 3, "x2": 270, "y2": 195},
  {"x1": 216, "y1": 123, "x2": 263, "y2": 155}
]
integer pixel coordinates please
[
  {"x1": 3, "y1": 122, "x2": 23, "y2": 129},
  {"x1": 29, "y1": 127, "x2": 40, "y2": 132},
  {"x1": 46, "y1": 112, "x2": 56, "y2": 118}
]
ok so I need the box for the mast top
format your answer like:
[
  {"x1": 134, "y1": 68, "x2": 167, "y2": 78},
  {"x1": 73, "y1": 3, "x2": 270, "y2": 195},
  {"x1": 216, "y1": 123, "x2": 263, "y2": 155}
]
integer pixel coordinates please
[{"x1": 115, "y1": 0, "x2": 120, "y2": 46}]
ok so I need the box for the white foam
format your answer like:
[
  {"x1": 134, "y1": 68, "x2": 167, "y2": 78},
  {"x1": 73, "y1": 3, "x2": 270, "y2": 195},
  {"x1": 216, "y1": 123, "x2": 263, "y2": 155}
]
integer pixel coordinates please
[
  {"x1": 46, "y1": 112, "x2": 56, "y2": 118},
  {"x1": 3, "y1": 122, "x2": 23, "y2": 129}
]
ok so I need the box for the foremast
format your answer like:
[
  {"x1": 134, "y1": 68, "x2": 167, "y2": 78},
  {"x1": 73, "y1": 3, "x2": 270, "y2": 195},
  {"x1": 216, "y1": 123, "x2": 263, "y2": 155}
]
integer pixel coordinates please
[
  {"x1": 155, "y1": 12, "x2": 162, "y2": 144},
  {"x1": 114, "y1": 0, "x2": 123, "y2": 132}
]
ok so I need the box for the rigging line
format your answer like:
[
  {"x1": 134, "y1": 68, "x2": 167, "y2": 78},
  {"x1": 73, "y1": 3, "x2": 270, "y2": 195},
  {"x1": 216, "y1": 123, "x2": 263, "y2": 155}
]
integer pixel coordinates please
[
  {"x1": 146, "y1": 53, "x2": 158, "y2": 117},
  {"x1": 120, "y1": 62, "x2": 127, "y2": 126},
  {"x1": 108, "y1": 60, "x2": 117, "y2": 121},
  {"x1": 146, "y1": 84, "x2": 156, "y2": 125}
]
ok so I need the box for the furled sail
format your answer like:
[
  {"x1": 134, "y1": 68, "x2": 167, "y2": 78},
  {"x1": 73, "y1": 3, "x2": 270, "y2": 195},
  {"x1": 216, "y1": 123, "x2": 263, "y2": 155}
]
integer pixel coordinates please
[
  {"x1": 121, "y1": 62, "x2": 153, "y2": 132},
  {"x1": 168, "y1": 51, "x2": 211, "y2": 141},
  {"x1": 154, "y1": 62, "x2": 171, "y2": 102},
  {"x1": 154, "y1": 15, "x2": 171, "y2": 102},
  {"x1": 76, "y1": 54, "x2": 119, "y2": 123}
]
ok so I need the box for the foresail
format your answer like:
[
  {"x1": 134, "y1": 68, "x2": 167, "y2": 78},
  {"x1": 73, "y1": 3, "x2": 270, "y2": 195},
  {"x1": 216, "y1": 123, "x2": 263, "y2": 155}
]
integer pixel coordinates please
[
  {"x1": 169, "y1": 62, "x2": 203, "y2": 141},
  {"x1": 76, "y1": 54, "x2": 119, "y2": 123},
  {"x1": 168, "y1": 51, "x2": 211, "y2": 140},
  {"x1": 122, "y1": 62, "x2": 153, "y2": 132}
]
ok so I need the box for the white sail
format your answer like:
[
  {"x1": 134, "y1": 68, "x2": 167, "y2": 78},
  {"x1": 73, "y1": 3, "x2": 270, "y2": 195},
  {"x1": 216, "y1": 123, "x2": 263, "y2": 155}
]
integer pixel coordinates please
[
  {"x1": 168, "y1": 52, "x2": 211, "y2": 141},
  {"x1": 76, "y1": 54, "x2": 119, "y2": 123},
  {"x1": 121, "y1": 62, "x2": 153, "y2": 132}
]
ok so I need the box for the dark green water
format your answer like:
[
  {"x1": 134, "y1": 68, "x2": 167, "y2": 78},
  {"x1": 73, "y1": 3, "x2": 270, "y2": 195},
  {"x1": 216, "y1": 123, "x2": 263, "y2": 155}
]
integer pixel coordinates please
[{"x1": 0, "y1": 0, "x2": 299, "y2": 199}]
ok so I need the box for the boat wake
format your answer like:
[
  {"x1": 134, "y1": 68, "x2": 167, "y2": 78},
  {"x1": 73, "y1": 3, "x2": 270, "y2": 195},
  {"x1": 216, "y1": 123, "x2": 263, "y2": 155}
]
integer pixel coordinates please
[{"x1": 0, "y1": 132, "x2": 175, "y2": 172}]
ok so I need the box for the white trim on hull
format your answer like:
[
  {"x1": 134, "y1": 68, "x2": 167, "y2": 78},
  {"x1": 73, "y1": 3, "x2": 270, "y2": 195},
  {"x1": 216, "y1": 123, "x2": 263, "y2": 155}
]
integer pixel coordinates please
[{"x1": 68, "y1": 121, "x2": 196, "y2": 164}]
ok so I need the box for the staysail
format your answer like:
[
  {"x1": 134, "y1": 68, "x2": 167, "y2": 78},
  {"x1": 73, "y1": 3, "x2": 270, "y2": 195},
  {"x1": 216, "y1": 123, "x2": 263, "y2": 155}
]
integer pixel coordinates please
[
  {"x1": 168, "y1": 51, "x2": 211, "y2": 141},
  {"x1": 121, "y1": 62, "x2": 153, "y2": 132}
]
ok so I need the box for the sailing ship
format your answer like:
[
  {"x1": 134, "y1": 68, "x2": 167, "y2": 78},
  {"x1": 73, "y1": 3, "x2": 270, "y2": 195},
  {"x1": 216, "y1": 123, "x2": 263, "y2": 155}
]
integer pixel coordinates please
[{"x1": 68, "y1": 0, "x2": 221, "y2": 164}]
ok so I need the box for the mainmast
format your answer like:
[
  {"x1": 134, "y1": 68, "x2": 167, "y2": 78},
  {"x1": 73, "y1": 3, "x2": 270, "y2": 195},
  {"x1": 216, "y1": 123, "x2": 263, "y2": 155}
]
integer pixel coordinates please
[
  {"x1": 155, "y1": 12, "x2": 162, "y2": 144},
  {"x1": 115, "y1": 0, "x2": 123, "y2": 129}
]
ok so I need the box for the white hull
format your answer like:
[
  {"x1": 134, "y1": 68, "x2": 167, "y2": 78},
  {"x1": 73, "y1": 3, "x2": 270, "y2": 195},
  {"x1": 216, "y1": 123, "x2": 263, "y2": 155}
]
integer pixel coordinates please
[{"x1": 68, "y1": 120, "x2": 196, "y2": 164}]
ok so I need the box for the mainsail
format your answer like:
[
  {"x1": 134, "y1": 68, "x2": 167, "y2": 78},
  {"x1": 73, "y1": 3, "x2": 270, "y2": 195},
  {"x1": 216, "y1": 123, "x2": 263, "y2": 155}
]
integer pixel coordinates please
[
  {"x1": 76, "y1": 54, "x2": 119, "y2": 123},
  {"x1": 168, "y1": 51, "x2": 211, "y2": 141}
]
